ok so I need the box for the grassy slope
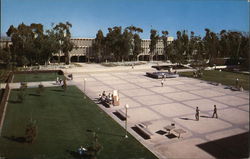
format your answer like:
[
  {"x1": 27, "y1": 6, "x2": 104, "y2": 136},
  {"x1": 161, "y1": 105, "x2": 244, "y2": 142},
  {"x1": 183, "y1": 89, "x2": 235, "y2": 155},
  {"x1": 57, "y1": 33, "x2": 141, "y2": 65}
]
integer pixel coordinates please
[
  {"x1": 13, "y1": 73, "x2": 64, "y2": 82},
  {"x1": 179, "y1": 70, "x2": 249, "y2": 90},
  {"x1": 0, "y1": 86, "x2": 157, "y2": 159}
]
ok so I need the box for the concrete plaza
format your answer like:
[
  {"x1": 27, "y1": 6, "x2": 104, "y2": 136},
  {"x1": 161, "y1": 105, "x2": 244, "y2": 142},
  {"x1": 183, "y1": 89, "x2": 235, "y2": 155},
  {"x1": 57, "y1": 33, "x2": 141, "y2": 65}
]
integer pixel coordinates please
[
  {"x1": 70, "y1": 68, "x2": 249, "y2": 159},
  {"x1": 3, "y1": 63, "x2": 248, "y2": 158}
]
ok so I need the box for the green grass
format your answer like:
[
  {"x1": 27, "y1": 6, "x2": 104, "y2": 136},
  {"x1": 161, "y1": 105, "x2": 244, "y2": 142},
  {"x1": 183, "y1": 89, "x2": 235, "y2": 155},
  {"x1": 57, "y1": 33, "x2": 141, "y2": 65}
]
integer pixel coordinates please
[
  {"x1": 13, "y1": 73, "x2": 64, "y2": 82},
  {"x1": 0, "y1": 86, "x2": 157, "y2": 159},
  {"x1": 179, "y1": 70, "x2": 249, "y2": 90}
]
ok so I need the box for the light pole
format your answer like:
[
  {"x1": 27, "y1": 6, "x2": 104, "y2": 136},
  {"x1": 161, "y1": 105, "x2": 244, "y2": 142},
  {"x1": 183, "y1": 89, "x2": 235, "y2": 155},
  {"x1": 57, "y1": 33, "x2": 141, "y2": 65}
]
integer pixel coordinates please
[
  {"x1": 84, "y1": 78, "x2": 87, "y2": 98},
  {"x1": 125, "y1": 104, "x2": 129, "y2": 138}
]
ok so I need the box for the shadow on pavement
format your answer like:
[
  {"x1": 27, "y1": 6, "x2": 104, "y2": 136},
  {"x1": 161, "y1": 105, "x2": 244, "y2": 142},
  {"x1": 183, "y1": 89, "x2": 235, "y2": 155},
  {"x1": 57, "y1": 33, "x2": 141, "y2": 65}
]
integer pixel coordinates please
[
  {"x1": 179, "y1": 117, "x2": 196, "y2": 121},
  {"x1": 197, "y1": 132, "x2": 249, "y2": 158},
  {"x1": 200, "y1": 115, "x2": 212, "y2": 118}
]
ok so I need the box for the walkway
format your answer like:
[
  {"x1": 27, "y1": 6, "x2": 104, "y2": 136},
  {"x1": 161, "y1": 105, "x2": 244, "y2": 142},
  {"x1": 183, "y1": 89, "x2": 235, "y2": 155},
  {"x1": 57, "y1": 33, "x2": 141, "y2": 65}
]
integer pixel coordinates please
[
  {"x1": 2, "y1": 63, "x2": 248, "y2": 158},
  {"x1": 70, "y1": 70, "x2": 249, "y2": 159}
]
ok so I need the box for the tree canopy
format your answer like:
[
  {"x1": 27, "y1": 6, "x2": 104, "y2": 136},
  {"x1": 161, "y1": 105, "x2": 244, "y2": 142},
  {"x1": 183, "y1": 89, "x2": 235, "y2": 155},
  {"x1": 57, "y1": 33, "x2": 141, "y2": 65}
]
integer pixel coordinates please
[{"x1": 4, "y1": 22, "x2": 74, "y2": 67}]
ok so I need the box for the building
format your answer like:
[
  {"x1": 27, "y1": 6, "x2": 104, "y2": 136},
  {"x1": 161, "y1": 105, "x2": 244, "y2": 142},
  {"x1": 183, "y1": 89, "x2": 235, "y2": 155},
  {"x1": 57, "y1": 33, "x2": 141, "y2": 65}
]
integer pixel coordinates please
[{"x1": 1, "y1": 37, "x2": 174, "y2": 63}]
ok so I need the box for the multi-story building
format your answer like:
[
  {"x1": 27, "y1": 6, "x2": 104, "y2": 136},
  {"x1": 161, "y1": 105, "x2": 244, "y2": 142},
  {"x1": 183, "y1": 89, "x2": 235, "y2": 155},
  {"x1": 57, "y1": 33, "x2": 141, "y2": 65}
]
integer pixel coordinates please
[{"x1": 1, "y1": 37, "x2": 174, "y2": 63}]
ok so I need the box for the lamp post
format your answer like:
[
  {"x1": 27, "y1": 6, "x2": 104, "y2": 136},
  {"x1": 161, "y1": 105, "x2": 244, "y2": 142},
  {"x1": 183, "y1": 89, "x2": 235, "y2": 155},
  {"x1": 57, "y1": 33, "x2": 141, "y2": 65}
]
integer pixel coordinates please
[
  {"x1": 125, "y1": 104, "x2": 129, "y2": 138},
  {"x1": 84, "y1": 78, "x2": 87, "y2": 98}
]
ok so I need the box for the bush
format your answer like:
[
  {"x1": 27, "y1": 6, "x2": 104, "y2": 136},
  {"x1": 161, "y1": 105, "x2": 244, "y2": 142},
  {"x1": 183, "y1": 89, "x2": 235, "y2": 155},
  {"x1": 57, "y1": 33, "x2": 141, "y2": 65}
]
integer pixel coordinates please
[
  {"x1": 36, "y1": 84, "x2": 44, "y2": 95},
  {"x1": 58, "y1": 70, "x2": 64, "y2": 75},
  {"x1": 17, "y1": 85, "x2": 26, "y2": 102},
  {"x1": 25, "y1": 119, "x2": 38, "y2": 143},
  {"x1": 20, "y1": 82, "x2": 27, "y2": 89}
]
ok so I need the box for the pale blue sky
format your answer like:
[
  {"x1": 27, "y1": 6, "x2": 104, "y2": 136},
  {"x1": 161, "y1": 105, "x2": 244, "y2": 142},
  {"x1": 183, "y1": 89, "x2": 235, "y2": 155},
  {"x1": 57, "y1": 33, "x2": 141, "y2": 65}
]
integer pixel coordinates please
[{"x1": 1, "y1": 0, "x2": 249, "y2": 39}]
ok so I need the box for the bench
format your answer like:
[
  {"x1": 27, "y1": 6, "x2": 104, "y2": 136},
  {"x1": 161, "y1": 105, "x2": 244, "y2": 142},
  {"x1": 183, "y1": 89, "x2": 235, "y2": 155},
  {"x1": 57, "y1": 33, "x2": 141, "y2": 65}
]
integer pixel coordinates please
[
  {"x1": 164, "y1": 125, "x2": 175, "y2": 134},
  {"x1": 135, "y1": 124, "x2": 154, "y2": 139},
  {"x1": 116, "y1": 109, "x2": 129, "y2": 119},
  {"x1": 101, "y1": 100, "x2": 111, "y2": 108},
  {"x1": 173, "y1": 129, "x2": 186, "y2": 138}
]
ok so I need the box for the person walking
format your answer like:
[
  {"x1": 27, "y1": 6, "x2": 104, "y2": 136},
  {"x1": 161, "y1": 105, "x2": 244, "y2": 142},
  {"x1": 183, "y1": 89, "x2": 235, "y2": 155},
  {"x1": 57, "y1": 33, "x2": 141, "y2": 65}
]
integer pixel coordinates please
[
  {"x1": 161, "y1": 79, "x2": 164, "y2": 87},
  {"x1": 236, "y1": 78, "x2": 239, "y2": 88},
  {"x1": 212, "y1": 105, "x2": 218, "y2": 118},
  {"x1": 195, "y1": 107, "x2": 200, "y2": 121}
]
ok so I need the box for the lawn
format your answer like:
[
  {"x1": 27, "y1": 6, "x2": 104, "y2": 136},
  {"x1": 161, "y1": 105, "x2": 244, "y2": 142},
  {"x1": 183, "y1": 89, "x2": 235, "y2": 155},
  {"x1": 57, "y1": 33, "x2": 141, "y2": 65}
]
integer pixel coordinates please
[
  {"x1": 0, "y1": 86, "x2": 157, "y2": 159},
  {"x1": 179, "y1": 70, "x2": 249, "y2": 90},
  {"x1": 13, "y1": 72, "x2": 65, "y2": 82}
]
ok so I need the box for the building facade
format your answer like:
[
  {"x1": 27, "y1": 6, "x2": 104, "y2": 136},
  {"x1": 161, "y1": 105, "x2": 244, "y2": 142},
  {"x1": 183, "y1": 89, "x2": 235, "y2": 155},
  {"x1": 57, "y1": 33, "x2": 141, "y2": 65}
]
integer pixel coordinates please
[{"x1": 1, "y1": 37, "x2": 174, "y2": 63}]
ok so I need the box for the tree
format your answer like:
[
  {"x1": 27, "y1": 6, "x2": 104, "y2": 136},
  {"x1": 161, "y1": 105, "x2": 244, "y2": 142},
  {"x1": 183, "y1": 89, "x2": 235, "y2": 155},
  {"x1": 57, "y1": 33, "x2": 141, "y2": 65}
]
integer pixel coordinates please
[
  {"x1": 6, "y1": 23, "x2": 63, "y2": 66},
  {"x1": 133, "y1": 33, "x2": 142, "y2": 61},
  {"x1": 53, "y1": 22, "x2": 74, "y2": 64},
  {"x1": 105, "y1": 26, "x2": 123, "y2": 61},
  {"x1": 0, "y1": 47, "x2": 11, "y2": 68},
  {"x1": 203, "y1": 28, "x2": 220, "y2": 63},
  {"x1": 25, "y1": 118, "x2": 38, "y2": 143},
  {"x1": 126, "y1": 25, "x2": 143, "y2": 61},
  {"x1": 161, "y1": 30, "x2": 169, "y2": 60},
  {"x1": 149, "y1": 29, "x2": 159, "y2": 61},
  {"x1": 92, "y1": 30, "x2": 105, "y2": 62},
  {"x1": 121, "y1": 29, "x2": 133, "y2": 61},
  {"x1": 169, "y1": 30, "x2": 189, "y2": 65},
  {"x1": 87, "y1": 131, "x2": 102, "y2": 159}
]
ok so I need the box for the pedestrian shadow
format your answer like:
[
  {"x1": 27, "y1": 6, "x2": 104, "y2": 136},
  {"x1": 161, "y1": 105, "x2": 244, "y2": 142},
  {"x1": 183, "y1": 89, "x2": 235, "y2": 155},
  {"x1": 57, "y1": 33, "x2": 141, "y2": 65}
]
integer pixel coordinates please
[
  {"x1": 179, "y1": 117, "x2": 196, "y2": 121},
  {"x1": 200, "y1": 115, "x2": 212, "y2": 118},
  {"x1": 3, "y1": 136, "x2": 26, "y2": 143}
]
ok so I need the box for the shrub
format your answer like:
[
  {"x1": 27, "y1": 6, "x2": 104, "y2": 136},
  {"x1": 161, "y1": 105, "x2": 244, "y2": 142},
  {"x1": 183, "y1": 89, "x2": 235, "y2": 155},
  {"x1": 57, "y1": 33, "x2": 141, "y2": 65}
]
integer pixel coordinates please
[
  {"x1": 86, "y1": 132, "x2": 102, "y2": 159},
  {"x1": 17, "y1": 85, "x2": 26, "y2": 102},
  {"x1": 36, "y1": 84, "x2": 44, "y2": 95},
  {"x1": 25, "y1": 118, "x2": 38, "y2": 143},
  {"x1": 58, "y1": 70, "x2": 64, "y2": 75}
]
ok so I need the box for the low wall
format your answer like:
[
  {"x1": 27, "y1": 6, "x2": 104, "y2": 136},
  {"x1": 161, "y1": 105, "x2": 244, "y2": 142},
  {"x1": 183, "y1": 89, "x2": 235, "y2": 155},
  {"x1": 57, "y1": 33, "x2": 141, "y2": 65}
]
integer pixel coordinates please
[{"x1": 0, "y1": 83, "x2": 11, "y2": 136}]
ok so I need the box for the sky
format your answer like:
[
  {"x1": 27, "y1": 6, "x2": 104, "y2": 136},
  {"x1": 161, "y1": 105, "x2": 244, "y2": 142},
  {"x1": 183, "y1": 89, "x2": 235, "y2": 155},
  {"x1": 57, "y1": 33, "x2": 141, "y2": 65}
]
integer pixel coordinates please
[{"x1": 1, "y1": 0, "x2": 249, "y2": 39}]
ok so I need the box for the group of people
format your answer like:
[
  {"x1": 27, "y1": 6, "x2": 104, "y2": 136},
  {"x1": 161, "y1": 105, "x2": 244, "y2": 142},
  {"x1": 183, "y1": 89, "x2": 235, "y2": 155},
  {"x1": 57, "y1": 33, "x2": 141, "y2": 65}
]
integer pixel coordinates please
[
  {"x1": 99, "y1": 91, "x2": 113, "y2": 105},
  {"x1": 193, "y1": 70, "x2": 203, "y2": 78},
  {"x1": 77, "y1": 146, "x2": 87, "y2": 156},
  {"x1": 68, "y1": 74, "x2": 73, "y2": 80},
  {"x1": 195, "y1": 105, "x2": 218, "y2": 121},
  {"x1": 235, "y1": 78, "x2": 244, "y2": 91},
  {"x1": 56, "y1": 77, "x2": 63, "y2": 85}
]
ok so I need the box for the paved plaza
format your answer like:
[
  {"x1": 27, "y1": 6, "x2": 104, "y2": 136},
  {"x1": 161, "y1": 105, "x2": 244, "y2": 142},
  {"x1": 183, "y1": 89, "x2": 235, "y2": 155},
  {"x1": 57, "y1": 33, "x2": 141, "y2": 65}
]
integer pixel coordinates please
[
  {"x1": 70, "y1": 70, "x2": 249, "y2": 159},
  {"x1": 3, "y1": 64, "x2": 249, "y2": 159}
]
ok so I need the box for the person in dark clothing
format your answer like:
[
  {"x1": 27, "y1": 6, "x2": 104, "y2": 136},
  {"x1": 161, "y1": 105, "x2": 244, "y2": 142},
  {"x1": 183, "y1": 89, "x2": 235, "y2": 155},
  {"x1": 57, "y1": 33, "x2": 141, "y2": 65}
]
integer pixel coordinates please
[
  {"x1": 195, "y1": 107, "x2": 200, "y2": 121},
  {"x1": 212, "y1": 105, "x2": 218, "y2": 118}
]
